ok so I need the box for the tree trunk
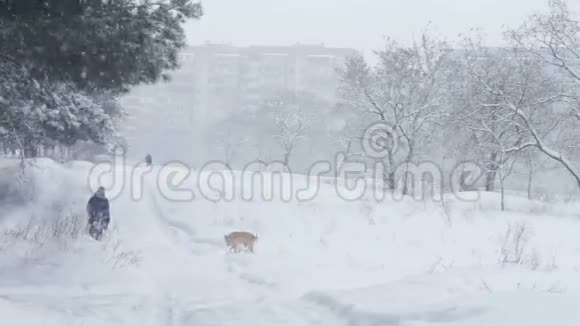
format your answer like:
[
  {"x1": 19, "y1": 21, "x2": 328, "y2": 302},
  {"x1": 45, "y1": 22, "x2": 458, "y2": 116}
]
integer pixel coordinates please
[
  {"x1": 282, "y1": 151, "x2": 290, "y2": 170},
  {"x1": 485, "y1": 169, "x2": 497, "y2": 192},
  {"x1": 402, "y1": 174, "x2": 409, "y2": 196},
  {"x1": 459, "y1": 171, "x2": 469, "y2": 192},
  {"x1": 485, "y1": 152, "x2": 498, "y2": 192},
  {"x1": 383, "y1": 170, "x2": 395, "y2": 192},
  {"x1": 23, "y1": 142, "x2": 38, "y2": 158},
  {"x1": 527, "y1": 155, "x2": 534, "y2": 200},
  {"x1": 499, "y1": 167, "x2": 505, "y2": 211},
  {"x1": 401, "y1": 138, "x2": 415, "y2": 196},
  {"x1": 402, "y1": 161, "x2": 410, "y2": 196}
]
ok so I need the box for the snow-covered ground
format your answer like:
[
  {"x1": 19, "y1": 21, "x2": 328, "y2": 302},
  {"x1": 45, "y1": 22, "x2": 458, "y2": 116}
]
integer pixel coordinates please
[{"x1": 1, "y1": 158, "x2": 580, "y2": 325}]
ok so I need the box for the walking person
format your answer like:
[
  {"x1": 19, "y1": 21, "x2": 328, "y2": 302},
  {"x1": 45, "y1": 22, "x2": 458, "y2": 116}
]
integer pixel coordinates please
[
  {"x1": 145, "y1": 153, "x2": 152, "y2": 167},
  {"x1": 86, "y1": 186, "x2": 110, "y2": 240}
]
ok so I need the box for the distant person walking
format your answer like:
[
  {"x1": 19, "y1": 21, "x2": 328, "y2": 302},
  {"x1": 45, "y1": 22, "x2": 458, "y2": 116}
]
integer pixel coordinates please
[
  {"x1": 145, "y1": 153, "x2": 152, "y2": 167},
  {"x1": 86, "y1": 186, "x2": 110, "y2": 240}
]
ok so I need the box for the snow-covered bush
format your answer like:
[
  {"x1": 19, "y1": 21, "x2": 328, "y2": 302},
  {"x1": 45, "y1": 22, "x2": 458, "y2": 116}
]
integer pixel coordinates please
[
  {"x1": 1, "y1": 212, "x2": 84, "y2": 250},
  {"x1": 103, "y1": 239, "x2": 144, "y2": 270},
  {"x1": 498, "y1": 221, "x2": 535, "y2": 266},
  {"x1": 0, "y1": 212, "x2": 143, "y2": 271}
]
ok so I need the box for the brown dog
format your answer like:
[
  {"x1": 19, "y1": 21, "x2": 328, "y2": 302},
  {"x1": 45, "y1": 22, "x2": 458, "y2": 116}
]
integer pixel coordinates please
[{"x1": 224, "y1": 231, "x2": 258, "y2": 253}]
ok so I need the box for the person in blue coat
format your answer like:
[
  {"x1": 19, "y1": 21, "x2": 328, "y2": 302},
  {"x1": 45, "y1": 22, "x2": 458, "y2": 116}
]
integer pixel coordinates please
[{"x1": 86, "y1": 187, "x2": 110, "y2": 239}]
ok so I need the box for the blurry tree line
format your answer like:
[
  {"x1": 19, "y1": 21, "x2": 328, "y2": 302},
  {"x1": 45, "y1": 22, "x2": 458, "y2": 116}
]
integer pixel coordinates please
[
  {"x1": 0, "y1": 0, "x2": 202, "y2": 161},
  {"x1": 210, "y1": 0, "x2": 580, "y2": 202}
]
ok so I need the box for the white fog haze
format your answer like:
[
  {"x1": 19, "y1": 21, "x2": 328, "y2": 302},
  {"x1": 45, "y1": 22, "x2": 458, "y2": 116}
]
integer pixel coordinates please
[
  {"x1": 185, "y1": 0, "x2": 580, "y2": 50},
  {"x1": 4, "y1": 1, "x2": 580, "y2": 325},
  {"x1": 119, "y1": 0, "x2": 580, "y2": 196}
]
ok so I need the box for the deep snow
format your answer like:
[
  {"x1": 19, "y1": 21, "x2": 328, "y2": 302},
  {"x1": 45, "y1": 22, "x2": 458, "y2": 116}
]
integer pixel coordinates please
[{"x1": 1, "y1": 158, "x2": 580, "y2": 325}]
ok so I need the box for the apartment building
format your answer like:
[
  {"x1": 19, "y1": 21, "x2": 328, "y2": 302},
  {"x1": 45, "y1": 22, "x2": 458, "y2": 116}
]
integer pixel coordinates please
[{"x1": 183, "y1": 43, "x2": 357, "y2": 123}]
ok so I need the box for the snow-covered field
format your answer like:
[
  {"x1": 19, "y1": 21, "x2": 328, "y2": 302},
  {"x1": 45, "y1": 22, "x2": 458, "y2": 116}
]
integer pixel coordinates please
[{"x1": 1, "y1": 158, "x2": 580, "y2": 325}]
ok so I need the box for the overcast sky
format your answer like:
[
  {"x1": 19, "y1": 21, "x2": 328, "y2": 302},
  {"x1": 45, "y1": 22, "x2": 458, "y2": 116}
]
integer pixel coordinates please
[{"x1": 185, "y1": 0, "x2": 580, "y2": 56}]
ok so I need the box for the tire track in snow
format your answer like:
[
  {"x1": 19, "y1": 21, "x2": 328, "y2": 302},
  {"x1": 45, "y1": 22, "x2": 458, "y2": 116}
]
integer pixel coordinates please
[
  {"x1": 180, "y1": 297, "x2": 349, "y2": 326},
  {"x1": 224, "y1": 254, "x2": 278, "y2": 290},
  {"x1": 302, "y1": 291, "x2": 487, "y2": 326},
  {"x1": 0, "y1": 291, "x2": 156, "y2": 326},
  {"x1": 145, "y1": 182, "x2": 223, "y2": 253}
]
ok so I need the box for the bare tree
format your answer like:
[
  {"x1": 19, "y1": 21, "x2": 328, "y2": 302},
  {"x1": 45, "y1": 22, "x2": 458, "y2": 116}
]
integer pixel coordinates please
[
  {"x1": 213, "y1": 127, "x2": 248, "y2": 169},
  {"x1": 451, "y1": 40, "x2": 530, "y2": 193},
  {"x1": 328, "y1": 104, "x2": 369, "y2": 173},
  {"x1": 272, "y1": 109, "x2": 309, "y2": 168},
  {"x1": 263, "y1": 92, "x2": 313, "y2": 169},
  {"x1": 504, "y1": 0, "x2": 580, "y2": 190},
  {"x1": 339, "y1": 32, "x2": 450, "y2": 194},
  {"x1": 448, "y1": 27, "x2": 580, "y2": 202},
  {"x1": 509, "y1": 0, "x2": 580, "y2": 88}
]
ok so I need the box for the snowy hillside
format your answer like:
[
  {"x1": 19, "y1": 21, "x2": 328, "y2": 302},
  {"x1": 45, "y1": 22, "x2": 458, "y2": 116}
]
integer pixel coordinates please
[{"x1": 1, "y1": 158, "x2": 580, "y2": 325}]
